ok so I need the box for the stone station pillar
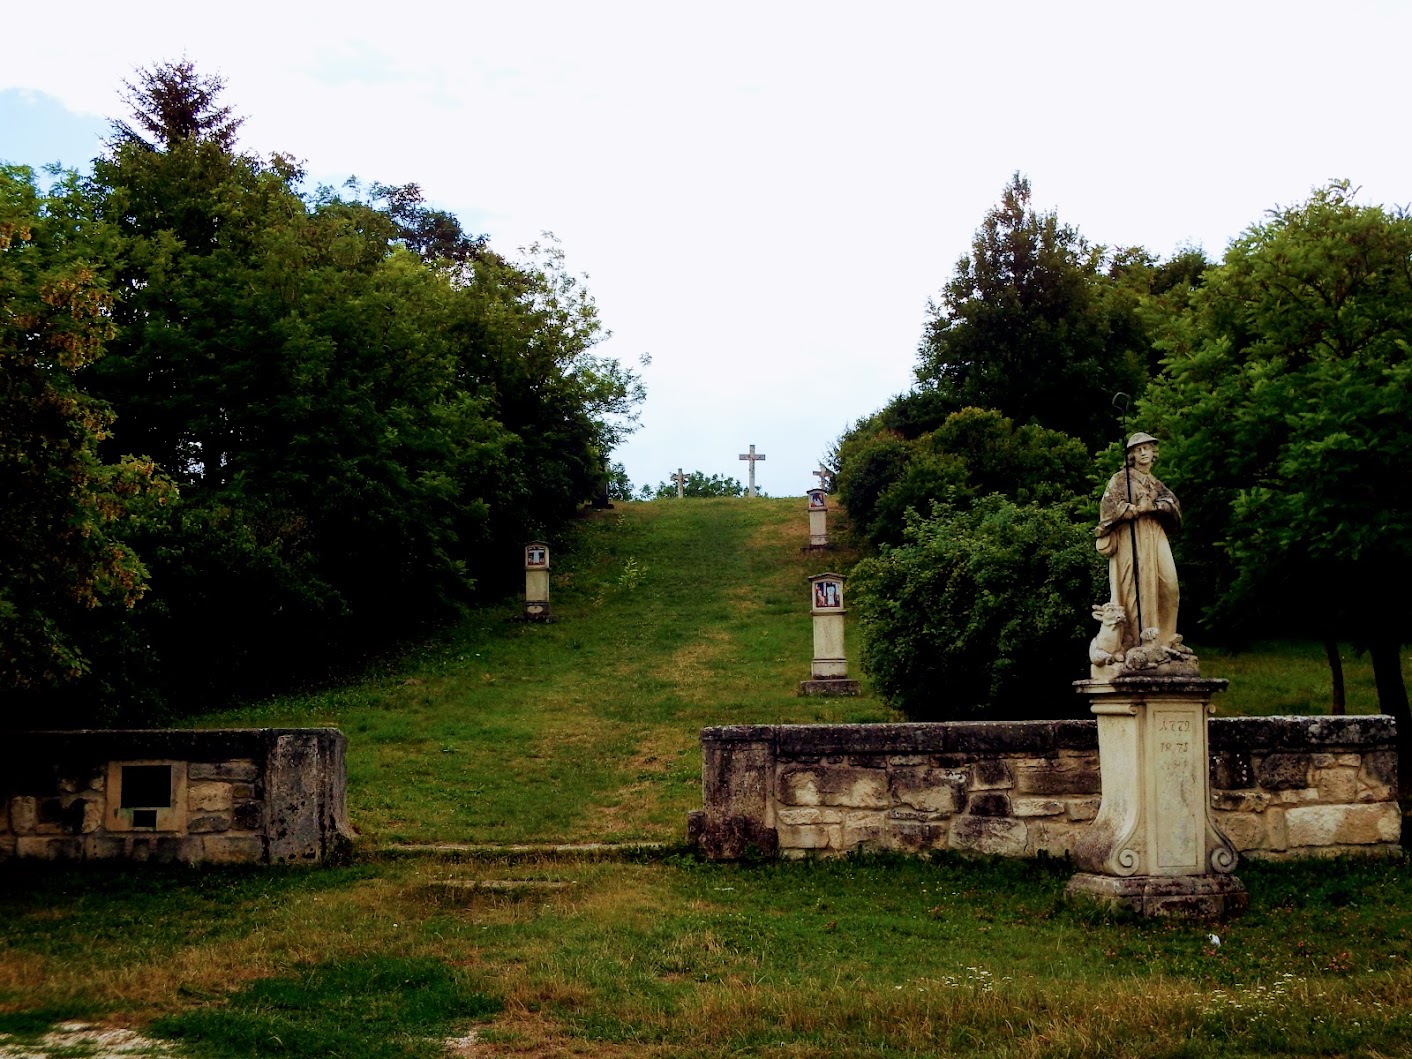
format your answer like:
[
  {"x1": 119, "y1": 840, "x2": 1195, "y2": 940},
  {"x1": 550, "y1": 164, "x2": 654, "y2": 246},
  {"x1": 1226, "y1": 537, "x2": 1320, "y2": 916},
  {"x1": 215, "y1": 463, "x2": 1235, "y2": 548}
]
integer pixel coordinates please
[
  {"x1": 1068, "y1": 676, "x2": 1246, "y2": 916},
  {"x1": 805, "y1": 489, "x2": 829, "y2": 549},
  {"x1": 523, "y1": 541, "x2": 551, "y2": 622},
  {"x1": 799, "y1": 573, "x2": 859, "y2": 696}
]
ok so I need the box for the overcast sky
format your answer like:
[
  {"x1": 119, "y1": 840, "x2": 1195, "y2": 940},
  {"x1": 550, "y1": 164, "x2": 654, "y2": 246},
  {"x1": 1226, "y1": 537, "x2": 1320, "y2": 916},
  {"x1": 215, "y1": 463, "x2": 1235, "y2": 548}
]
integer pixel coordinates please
[{"x1": 4, "y1": 1, "x2": 1409, "y2": 496}]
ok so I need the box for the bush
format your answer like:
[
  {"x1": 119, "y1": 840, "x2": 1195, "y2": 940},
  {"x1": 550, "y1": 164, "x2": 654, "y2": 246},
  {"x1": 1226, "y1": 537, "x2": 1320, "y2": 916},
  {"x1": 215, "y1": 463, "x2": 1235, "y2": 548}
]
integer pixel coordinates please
[{"x1": 851, "y1": 495, "x2": 1104, "y2": 719}]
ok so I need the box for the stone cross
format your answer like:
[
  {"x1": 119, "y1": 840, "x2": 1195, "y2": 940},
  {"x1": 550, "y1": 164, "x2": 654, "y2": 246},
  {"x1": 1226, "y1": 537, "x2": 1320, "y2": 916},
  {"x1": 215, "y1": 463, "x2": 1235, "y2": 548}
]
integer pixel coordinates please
[
  {"x1": 738, "y1": 444, "x2": 766, "y2": 498},
  {"x1": 672, "y1": 468, "x2": 687, "y2": 499},
  {"x1": 813, "y1": 466, "x2": 829, "y2": 489}
]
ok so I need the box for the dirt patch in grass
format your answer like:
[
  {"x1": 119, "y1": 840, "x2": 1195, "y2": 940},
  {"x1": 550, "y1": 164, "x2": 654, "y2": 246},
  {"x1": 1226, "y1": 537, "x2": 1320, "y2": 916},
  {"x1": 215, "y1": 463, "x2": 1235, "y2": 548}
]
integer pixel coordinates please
[{"x1": 467, "y1": 1010, "x2": 663, "y2": 1058}]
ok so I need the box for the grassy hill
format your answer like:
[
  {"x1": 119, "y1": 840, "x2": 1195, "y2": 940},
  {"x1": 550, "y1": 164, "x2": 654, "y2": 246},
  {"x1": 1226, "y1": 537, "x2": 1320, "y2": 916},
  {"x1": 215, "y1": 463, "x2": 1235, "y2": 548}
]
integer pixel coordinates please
[{"x1": 201, "y1": 497, "x2": 895, "y2": 847}]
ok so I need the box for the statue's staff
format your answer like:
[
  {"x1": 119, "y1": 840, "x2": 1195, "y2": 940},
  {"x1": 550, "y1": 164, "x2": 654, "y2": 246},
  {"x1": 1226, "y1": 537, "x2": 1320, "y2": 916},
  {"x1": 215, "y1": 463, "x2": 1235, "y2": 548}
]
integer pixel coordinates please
[{"x1": 1112, "y1": 393, "x2": 1143, "y2": 636}]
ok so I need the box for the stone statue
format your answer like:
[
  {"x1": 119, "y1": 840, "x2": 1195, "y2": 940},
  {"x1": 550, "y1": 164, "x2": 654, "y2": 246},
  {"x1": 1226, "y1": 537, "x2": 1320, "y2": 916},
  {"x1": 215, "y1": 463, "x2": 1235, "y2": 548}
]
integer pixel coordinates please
[{"x1": 1090, "y1": 432, "x2": 1196, "y2": 678}]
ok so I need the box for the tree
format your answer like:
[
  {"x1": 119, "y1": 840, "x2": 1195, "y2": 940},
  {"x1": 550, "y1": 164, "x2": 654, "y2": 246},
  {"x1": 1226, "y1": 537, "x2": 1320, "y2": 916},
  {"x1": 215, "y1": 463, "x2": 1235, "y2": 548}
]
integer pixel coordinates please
[
  {"x1": 914, "y1": 174, "x2": 1164, "y2": 449},
  {"x1": 70, "y1": 61, "x2": 644, "y2": 707},
  {"x1": 110, "y1": 59, "x2": 244, "y2": 151},
  {"x1": 0, "y1": 165, "x2": 172, "y2": 701},
  {"x1": 835, "y1": 408, "x2": 1093, "y2": 547},
  {"x1": 648, "y1": 471, "x2": 748, "y2": 498},
  {"x1": 1142, "y1": 181, "x2": 1412, "y2": 803},
  {"x1": 850, "y1": 495, "x2": 1104, "y2": 719}
]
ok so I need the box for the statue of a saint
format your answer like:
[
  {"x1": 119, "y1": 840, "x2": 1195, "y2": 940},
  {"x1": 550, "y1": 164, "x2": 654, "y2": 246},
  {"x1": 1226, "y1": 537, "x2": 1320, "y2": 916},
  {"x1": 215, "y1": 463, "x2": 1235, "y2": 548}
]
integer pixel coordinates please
[{"x1": 1095, "y1": 432, "x2": 1181, "y2": 656}]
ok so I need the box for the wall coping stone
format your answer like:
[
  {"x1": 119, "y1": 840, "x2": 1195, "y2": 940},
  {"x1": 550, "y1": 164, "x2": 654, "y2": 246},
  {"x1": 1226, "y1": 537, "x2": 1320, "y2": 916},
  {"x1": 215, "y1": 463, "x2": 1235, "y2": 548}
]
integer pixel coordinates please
[
  {"x1": 701, "y1": 716, "x2": 1396, "y2": 758},
  {"x1": 0, "y1": 729, "x2": 346, "y2": 772}
]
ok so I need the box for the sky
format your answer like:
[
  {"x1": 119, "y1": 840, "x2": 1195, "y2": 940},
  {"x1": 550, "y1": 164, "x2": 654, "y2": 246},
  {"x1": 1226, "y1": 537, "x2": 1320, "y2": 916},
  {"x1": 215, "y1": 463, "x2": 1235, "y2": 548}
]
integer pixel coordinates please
[{"x1": 4, "y1": 0, "x2": 1410, "y2": 497}]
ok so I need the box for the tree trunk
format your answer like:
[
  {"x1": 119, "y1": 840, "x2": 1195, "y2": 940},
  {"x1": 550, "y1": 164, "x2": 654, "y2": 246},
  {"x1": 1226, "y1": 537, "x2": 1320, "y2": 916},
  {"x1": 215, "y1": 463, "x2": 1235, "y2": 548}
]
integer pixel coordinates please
[
  {"x1": 1368, "y1": 638, "x2": 1412, "y2": 844},
  {"x1": 1323, "y1": 637, "x2": 1346, "y2": 715}
]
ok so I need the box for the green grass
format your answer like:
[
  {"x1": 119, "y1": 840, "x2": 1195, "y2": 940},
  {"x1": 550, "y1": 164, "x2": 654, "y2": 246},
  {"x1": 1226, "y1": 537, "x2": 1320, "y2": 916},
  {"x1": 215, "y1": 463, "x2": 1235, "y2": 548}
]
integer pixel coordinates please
[
  {"x1": 1195, "y1": 639, "x2": 1397, "y2": 717},
  {"x1": 151, "y1": 956, "x2": 498, "y2": 1059},
  {"x1": 5, "y1": 497, "x2": 1411, "y2": 1058},
  {"x1": 3, "y1": 854, "x2": 1411, "y2": 1057}
]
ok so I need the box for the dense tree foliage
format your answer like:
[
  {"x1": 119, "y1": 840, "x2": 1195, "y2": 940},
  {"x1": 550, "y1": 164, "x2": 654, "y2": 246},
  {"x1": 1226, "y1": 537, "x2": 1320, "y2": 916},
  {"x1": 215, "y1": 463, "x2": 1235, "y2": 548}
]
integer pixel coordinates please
[
  {"x1": 911, "y1": 174, "x2": 1204, "y2": 450},
  {"x1": 1142, "y1": 181, "x2": 1412, "y2": 785},
  {"x1": 3, "y1": 63, "x2": 642, "y2": 719},
  {"x1": 646, "y1": 471, "x2": 748, "y2": 499},
  {"x1": 836, "y1": 408, "x2": 1093, "y2": 546},
  {"x1": 0, "y1": 165, "x2": 174, "y2": 697},
  {"x1": 851, "y1": 496, "x2": 1103, "y2": 719}
]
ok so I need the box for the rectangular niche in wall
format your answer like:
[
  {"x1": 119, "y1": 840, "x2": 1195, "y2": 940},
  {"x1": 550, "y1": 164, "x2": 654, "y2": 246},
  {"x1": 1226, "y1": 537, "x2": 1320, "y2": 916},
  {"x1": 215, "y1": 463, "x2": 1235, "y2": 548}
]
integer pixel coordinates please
[{"x1": 106, "y1": 760, "x2": 188, "y2": 833}]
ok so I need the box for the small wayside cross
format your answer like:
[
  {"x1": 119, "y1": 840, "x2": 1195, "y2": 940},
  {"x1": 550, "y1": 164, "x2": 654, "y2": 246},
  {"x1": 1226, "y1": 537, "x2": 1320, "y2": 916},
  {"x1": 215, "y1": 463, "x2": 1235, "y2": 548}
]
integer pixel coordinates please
[
  {"x1": 672, "y1": 467, "x2": 688, "y2": 499},
  {"x1": 813, "y1": 466, "x2": 829, "y2": 490},
  {"x1": 738, "y1": 444, "x2": 766, "y2": 498}
]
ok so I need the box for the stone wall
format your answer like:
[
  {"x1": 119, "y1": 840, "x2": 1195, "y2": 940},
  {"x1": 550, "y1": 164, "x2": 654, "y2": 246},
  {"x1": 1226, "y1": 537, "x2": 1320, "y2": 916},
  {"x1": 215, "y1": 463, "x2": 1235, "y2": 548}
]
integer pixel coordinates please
[
  {"x1": 688, "y1": 717, "x2": 1400, "y2": 861},
  {"x1": 0, "y1": 729, "x2": 355, "y2": 866}
]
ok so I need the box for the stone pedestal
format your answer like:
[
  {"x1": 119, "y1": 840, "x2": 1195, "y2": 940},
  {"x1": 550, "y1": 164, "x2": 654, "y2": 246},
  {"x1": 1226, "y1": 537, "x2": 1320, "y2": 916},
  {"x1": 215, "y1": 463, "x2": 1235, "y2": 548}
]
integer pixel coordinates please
[
  {"x1": 523, "y1": 542, "x2": 551, "y2": 622},
  {"x1": 1067, "y1": 676, "x2": 1246, "y2": 917},
  {"x1": 801, "y1": 573, "x2": 859, "y2": 696}
]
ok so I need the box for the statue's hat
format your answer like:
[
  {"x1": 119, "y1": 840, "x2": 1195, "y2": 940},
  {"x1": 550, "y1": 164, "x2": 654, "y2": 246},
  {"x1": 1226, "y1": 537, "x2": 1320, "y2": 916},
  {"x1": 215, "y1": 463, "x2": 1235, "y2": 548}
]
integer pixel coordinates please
[{"x1": 1125, "y1": 431, "x2": 1159, "y2": 450}]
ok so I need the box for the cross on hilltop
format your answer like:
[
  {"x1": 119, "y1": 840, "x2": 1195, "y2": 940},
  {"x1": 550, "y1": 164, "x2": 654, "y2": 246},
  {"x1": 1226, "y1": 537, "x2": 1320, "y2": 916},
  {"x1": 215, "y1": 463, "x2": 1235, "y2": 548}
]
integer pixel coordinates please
[{"x1": 738, "y1": 444, "x2": 766, "y2": 498}]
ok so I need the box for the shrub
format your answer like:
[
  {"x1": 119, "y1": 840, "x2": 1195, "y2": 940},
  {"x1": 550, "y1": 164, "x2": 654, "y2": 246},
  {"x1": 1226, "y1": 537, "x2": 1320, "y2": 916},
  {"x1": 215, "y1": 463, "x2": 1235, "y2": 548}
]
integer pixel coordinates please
[{"x1": 851, "y1": 495, "x2": 1104, "y2": 720}]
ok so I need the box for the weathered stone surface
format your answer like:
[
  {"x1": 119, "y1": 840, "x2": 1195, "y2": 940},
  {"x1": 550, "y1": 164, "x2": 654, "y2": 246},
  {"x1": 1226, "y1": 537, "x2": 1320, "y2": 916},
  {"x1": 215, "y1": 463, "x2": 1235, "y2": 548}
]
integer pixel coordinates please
[
  {"x1": 1213, "y1": 811, "x2": 1269, "y2": 852},
  {"x1": 189, "y1": 760, "x2": 258, "y2": 782},
  {"x1": 1067, "y1": 871, "x2": 1248, "y2": 918},
  {"x1": 1210, "y1": 714, "x2": 1395, "y2": 751},
  {"x1": 889, "y1": 767, "x2": 965, "y2": 814},
  {"x1": 1212, "y1": 790, "x2": 1272, "y2": 813},
  {"x1": 1285, "y1": 803, "x2": 1402, "y2": 848},
  {"x1": 776, "y1": 807, "x2": 845, "y2": 826},
  {"x1": 16, "y1": 835, "x2": 81, "y2": 860},
  {"x1": 1312, "y1": 767, "x2": 1359, "y2": 804},
  {"x1": 233, "y1": 802, "x2": 263, "y2": 832},
  {"x1": 79, "y1": 797, "x2": 103, "y2": 834},
  {"x1": 1026, "y1": 818, "x2": 1084, "y2": 856},
  {"x1": 842, "y1": 810, "x2": 885, "y2": 849},
  {"x1": 778, "y1": 823, "x2": 838, "y2": 850},
  {"x1": 886, "y1": 755, "x2": 928, "y2": 767},
  {"x1": 798, "y1": 678, "x2": 860, "y2": 697},
  {"x1": 967, "y1": 792, "x2": 1011, "y2": 817},
  {"x1": 778, "y1": 765, "x2": 888, "y2": 809},
  {"x1": 188, "y1": 813, "x2": 232, "y2": 834},
  {"x1": 1258, "y1": 753, "x2": 1311, "y2": 790},
  {"x1": 950, "y1": 816, "x2": 1026, "y2": 857},
  {"x1": 1361, "y1": 750, "x2": 1398, "y2": 787},
  {"x1": 196, "y1": 835, "x2": 267, "y2": 864},
  {"x1": 883, "y1": 817, "x2": 948, "y2": 852},
  {"x1": 1011, "y1": 797, "x2": 1065, "y2": 818},
  {"x1": 1066, "y1": 797, "x2": 1102, "y2": 822},
  {"x1": 1210, "y1": 750, "x2": 1255, "y2": 790},
  {"x1": 970, "y1": 759, "x2": 1013, "y2": 790},
  {"x1": 188, "y1": 782, "x2": 233, "y2": 812},
  {"x1": 698, "y1": 733, "x2": 776, "y2": 860},
  {"x1": 10, "y1": 797, "x2": 37, "y2": 834},
  {"x1": 1012, "y1": 760, "x2": 1100, "y2": 796}
]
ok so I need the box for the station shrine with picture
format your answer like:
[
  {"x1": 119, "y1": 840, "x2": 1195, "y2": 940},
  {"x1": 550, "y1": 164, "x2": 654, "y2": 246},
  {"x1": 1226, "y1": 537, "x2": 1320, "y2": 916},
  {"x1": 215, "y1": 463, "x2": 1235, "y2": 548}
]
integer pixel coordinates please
[{"x1": 524, "y1": 541, "x2": 551, "y2": 621}]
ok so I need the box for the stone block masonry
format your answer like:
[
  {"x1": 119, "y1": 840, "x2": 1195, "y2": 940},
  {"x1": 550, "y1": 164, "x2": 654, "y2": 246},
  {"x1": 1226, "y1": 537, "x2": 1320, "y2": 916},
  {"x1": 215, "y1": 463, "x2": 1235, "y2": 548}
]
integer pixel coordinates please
[
  {"x1": 688, "y1": 717, "x2": 1399, "y2": 861},
  {"x1": 1, "y1": 729, "x2": 355, "y2": 866}
]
